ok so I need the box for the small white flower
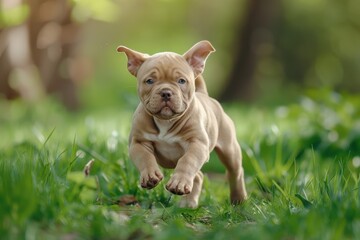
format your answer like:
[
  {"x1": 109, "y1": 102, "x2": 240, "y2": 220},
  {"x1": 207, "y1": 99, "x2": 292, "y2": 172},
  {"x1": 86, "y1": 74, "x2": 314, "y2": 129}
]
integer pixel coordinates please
[{"x1": 352, "y1": 156, "x2": 360, "y2": 168}]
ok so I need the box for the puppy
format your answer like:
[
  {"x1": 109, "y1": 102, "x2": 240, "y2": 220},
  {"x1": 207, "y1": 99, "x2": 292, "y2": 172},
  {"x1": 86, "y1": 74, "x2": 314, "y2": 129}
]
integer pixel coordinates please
[{"x1": 117, "y1": 41, "x2": 247, "y2": 208}]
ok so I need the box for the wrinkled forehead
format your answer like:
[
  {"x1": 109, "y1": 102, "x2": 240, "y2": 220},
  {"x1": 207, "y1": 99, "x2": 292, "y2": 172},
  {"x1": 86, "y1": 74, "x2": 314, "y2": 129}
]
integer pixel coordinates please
[{"x1": 137, "y1": 52, "x2": 193, "y2": 80}]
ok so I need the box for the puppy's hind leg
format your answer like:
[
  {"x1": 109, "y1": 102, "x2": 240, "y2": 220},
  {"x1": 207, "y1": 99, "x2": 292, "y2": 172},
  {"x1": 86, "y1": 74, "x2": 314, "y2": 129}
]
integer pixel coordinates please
[
  {"x1": 215, "y1": 139, "x2": 247, "y2": 205},
  {"x1": 179, "y1": 171, "x2": 203, "y2": 208}
]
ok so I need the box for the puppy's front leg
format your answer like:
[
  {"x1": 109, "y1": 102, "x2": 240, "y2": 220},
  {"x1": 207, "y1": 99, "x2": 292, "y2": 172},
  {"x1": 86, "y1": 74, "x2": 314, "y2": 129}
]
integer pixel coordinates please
[
  {"x1": 129, "y1": 140, "x2": 164, "y2": 189},
  {"x1": 166, "y1": 140, "x2": 209, "y2": 195}
]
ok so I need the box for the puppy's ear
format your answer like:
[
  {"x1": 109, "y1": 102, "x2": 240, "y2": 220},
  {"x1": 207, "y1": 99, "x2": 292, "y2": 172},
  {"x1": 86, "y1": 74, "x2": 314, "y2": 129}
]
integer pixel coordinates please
[
  {"x1": 117, "y1": 46, "x2": 149, "y2": 76},
  {"x1": 183, "y1": 40, "x2": 215, "y2": 77}
]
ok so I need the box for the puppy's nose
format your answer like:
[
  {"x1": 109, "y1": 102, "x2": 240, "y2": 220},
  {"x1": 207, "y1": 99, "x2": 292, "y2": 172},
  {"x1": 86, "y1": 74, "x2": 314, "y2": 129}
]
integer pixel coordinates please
[{"x1": 160, "y1": 89, "x2": 172, "y2": 102}]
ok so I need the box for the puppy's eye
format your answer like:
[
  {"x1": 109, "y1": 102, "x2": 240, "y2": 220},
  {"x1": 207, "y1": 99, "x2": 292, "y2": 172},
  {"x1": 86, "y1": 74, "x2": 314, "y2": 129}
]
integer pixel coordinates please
[
  {"x1": 178, "y1": 78, "x2": 186, "y2": 84},
  {"x1": 145, "y1": 79, "x2": 154, "y2": 85}
]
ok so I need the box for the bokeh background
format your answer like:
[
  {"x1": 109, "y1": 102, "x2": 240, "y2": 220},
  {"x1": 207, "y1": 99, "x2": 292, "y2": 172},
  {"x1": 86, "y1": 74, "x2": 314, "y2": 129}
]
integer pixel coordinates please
[
  {"x1": 1, "y1": 0, "x2": 360, "y2": 111},
  {"x1": 1, "y1": 2, "x2": 360, "y2": 239}
]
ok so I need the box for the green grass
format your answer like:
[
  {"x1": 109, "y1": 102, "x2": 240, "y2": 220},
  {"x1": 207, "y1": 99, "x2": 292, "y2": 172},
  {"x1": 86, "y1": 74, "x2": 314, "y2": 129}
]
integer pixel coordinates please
[{"x1": 0, "y1": 90, "x2": 359, "y2": 240}]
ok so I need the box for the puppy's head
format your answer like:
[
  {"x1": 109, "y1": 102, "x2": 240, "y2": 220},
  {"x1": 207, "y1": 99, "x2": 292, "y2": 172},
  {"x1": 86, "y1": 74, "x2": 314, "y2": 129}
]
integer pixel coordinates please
[{"x1": 117, "y1": 41, "x2": 215, "y2": 120}]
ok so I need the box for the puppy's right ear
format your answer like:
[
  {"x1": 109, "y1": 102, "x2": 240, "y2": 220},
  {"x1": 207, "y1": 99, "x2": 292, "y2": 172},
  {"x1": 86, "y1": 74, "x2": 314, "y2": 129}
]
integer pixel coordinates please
[{"x1": 117, "y1": 46, "x2": 148, "y2": 76}]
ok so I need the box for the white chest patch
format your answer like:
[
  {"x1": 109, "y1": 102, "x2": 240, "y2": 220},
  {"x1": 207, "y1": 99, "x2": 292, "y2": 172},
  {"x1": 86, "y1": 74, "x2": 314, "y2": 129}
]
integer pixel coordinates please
[
  {"x1": 143, "y1": 131, "x2": 180, "y2": 143},
  {"x1": 142, "y1": 118, "x2": 189, "y2": 166},
  {"x1": 143, "y1": 129, "x2": 185, "y2": 165}
]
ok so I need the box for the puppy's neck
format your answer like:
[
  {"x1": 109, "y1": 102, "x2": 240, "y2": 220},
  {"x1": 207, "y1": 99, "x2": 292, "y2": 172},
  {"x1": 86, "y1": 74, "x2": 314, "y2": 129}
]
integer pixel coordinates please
[
  {"x1": 153, "y1": 117, "x2": 175, "y2": 132},
  {"x1": 153, "y1": 111, "x2": 186, "y2": 127},
  {"x1": 153, "y1": 99, "x2": 195, "y2": 130}
]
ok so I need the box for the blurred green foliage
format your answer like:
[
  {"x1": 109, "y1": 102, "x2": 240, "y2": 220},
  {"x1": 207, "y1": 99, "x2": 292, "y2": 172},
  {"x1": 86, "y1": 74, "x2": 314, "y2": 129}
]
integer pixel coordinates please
[
  {"x1": 0, "y1": 3, "x2": 29, "y2": 27},
  {"x1": 71, "y1": 0, "x2": 118, "y2": 22},
  {"x1": 79, "y1": 0, "x2": 243, "y2": 109},
  {"x1": 275, "y1": 0, "x2": 360, "y2": 90},
  {"x1": 77, "y1": 0, "x2": 360, "y2": 109},
  {"x1": 1, "y1": 0, "x2": 359, "y2": 107}
]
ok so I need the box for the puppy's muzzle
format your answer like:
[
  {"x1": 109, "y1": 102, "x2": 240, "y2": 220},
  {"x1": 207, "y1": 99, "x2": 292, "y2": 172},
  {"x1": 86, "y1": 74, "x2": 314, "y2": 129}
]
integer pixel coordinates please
[{"x1": 160, "y1": 89, "x2": 173, "y2": 102}]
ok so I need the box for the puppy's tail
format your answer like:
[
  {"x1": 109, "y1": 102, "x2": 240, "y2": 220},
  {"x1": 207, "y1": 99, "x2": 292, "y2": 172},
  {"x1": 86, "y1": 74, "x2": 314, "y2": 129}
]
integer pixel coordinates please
[{"x1": 195, "y1": 75, "x2": 208, "y2": 95}]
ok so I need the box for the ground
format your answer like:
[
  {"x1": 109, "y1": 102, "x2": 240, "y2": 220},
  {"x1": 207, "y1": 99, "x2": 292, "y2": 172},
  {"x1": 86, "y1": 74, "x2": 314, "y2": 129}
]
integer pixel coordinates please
[{"x1": 0, "y1": 90, "x2": 359, "y2": 240}]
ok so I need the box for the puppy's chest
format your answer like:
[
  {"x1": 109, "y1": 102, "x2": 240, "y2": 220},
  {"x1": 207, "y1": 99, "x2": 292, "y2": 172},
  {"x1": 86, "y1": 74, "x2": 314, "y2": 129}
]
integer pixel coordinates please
[{"x1": 143, "y1": 131, "x2": 186, "y2": 166}]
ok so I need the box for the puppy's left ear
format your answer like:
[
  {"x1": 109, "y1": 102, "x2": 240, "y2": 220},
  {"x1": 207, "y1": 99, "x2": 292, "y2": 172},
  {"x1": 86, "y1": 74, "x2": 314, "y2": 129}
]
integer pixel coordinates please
[
  {"x1": 117, "y1": 46, "x2": 149, "y2": 76},
  {"x1": 183, "y1": 40, "x2": 215, "y2": 77}
]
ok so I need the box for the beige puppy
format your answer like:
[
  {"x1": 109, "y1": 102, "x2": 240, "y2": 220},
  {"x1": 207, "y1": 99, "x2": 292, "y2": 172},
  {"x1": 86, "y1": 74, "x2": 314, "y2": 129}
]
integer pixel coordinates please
[{"x1": 117, "y1": 41, "x2": 247, "y2": 208}]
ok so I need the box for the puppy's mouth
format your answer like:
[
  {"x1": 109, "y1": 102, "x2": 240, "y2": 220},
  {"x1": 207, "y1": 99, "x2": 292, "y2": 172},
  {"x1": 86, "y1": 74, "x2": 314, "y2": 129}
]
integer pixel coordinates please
[
  {"x1": 145, "y1": 100, "x2": 186, "y2": 120},
  {"x1": 155, "y1": 102, "x2": 183, "y2": 119}
]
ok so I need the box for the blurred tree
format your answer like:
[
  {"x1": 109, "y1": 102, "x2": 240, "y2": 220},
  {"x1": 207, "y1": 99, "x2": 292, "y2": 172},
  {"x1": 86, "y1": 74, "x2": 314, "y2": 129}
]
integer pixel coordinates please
[
  {"x1": 0, "y1": 0, "x2": 80, "y2": 109},
  {"x1": 28, "y1": 0, "x2": 81, "y2": 109},
  {"x1": 0, "y1": 0, "x2": 117, "y2": 110},
  {"x1": 219, "y1": 0, "x2": 280, "y2": 102},
  {"x1": 0, "y1": 1, "x2": 30, "y2": 100},
  {"x1": 0, "y1": 29, "x2": 18, "y2": 100},
  {"x1": 220, "y1": 0, "x2": 360, "y2": 102}
]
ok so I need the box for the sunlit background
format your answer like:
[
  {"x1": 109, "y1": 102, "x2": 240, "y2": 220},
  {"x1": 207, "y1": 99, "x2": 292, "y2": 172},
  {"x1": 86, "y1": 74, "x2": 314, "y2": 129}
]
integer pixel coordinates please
[
  {"x1": 1, "y1": 0, "x2": 359, "y2": 111},
  {"x1": 1, "y1": 1, "x2": 360, "y2": 239}
]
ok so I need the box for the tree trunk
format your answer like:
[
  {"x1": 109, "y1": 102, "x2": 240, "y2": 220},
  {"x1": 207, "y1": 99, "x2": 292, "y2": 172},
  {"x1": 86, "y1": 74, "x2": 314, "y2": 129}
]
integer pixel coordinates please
[
  {"x1": 27, "y1": 0, "x2": 81, "y2": 110},
  {"x1": 0, "y1": 0, "x2": 82, "y2": 110},
  {"x1": 0, "y1": 45, "x2": 19, "y2": 100},
  {"x1": 220, "y1": 0, "x2": 280, "y2": 102}
]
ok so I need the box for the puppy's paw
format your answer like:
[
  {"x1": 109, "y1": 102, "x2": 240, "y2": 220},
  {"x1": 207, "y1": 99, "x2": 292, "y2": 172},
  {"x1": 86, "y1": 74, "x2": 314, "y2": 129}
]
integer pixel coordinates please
[
  {"x1": 140, "y1": 168, "x2": 163, "y2": 189},
  {"x1": 179, "y1": 198, "x2": 198, "y2": 208},
  {"x1": 166, "y1": 174, "x2": 193, "y2": 195}
]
